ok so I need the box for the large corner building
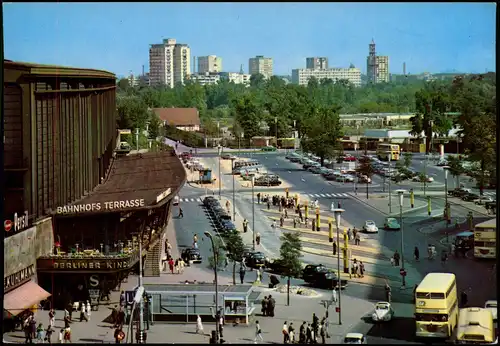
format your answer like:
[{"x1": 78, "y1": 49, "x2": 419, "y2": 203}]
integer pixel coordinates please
[
  {"x1": 3, "y1": 60, "x2": 186, "y2": 323},
  {"x1": 149, "y1": 38, "x2": 191, "y2": 88},
  {"x1": 248, "y1": 55, "x2": 273, "y2": 79}
]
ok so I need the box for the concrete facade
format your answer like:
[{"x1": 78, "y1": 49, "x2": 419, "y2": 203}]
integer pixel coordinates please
[{"x1": 291, "y1": 68, "x2": 362, "y2": 87}]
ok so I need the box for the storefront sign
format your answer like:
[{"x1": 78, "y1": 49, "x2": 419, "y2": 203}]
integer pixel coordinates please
[
  {"x1": 4, "y1": 264, "x2": 35, "y2": 291},
  {"x1": 89, "y1": 275, "x2": 100, "y2": 287},
  {"x1": 53, "y1": 260, "x2": 130, "y2": 270},
  {"x1": 4, "y1": 210, "x2": 30, "y2": 233},
  {"x1": 56, "y1": 199, "x2": 145, "y2": 214}
]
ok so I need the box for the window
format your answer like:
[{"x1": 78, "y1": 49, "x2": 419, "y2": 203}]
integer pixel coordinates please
[
  {"x1": 416, "y1": 292, "x2": 446, "y2": 299},
  {"x1": 415, "y1": 313, "x2": 449, "y2": 322}
]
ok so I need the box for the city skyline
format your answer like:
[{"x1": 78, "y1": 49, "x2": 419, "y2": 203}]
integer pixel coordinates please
[{"x1": 3, "y1": 2, "x2": 496, "y2": 77}]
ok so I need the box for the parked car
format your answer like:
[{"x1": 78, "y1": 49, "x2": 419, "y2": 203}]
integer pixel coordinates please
[
  {"x1": 181, "y1": 248, "x2": 202, "y2": 263},
  {"x1": 383, "y1": 217, "x2": 400, "y2": 230},
  {"x1": 221, "y1": 153, "x2": 237, "y2": 160},
  {"x1": 412, "y1": 175, "x2": 434, "y2": 183},
  {"x1": 372, "y1": 302, "x2": 394, "y2": 322},
  {"x1": 474, "y1": 196, "x2": 494, "y2": 205},
  {"x1": 244, "y1": 251, "x2": 267, "y2": 268},
  {"x1": 302, "y1": 264, "x2": 348, "y2": 289},
  {"x1": 343, "y1": 333, "x2": 367, "y2": 344},
  {"x1": 303, "y1": 161, "x2": 318, "y2": 169},
  {"x1": 266, "y1": 258, "x2": 290, "y2": 276},
  {"x1": 462, "y1": 192, "x2": 480, "y2": 202},
  {"x1": 448, "y1": 188, "x2": 471, "y2": 197},
  {"x1": 362, "y1": 220, "x2": 379, "y2": 233},
  {"x1": 261, "y1": 146, "x2": 277, "y2": 152},
  {"x1": 343, "y1": 175, "x2": 355, "y2": 183},
  {"x1": 485, "y1": 201, "x2": 497, "y2": 214},
  {"x1": 309, "y1": 166, "x2": 323, "y2": 174},
  {"x1": 254, "y1": 175, "x2": 282, "y2": 186}
]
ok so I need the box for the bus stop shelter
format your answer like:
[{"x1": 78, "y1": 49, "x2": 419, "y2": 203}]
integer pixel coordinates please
[{"x1": 144, "y1": 283, "x2": 258, "y2": 324}]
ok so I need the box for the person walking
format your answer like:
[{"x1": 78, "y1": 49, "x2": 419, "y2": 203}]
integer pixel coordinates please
[
  {"x1": 178, "y1": 207, "x2": 184, "y2": 218},
  {"x1": 168, "y1": 257, "x2": 175, "y2": 274},
  {"x1": 305, "y1": 323, "x2": 313, "y2": 344},
  {"x1": 239, "y1": 265, "x2": 246, "y2": 284},
  {"x1": 414, "y1": 246, "x2": 420, "y2": 261},
  {"x1": 347, "y1": 228, "x2": 352, "y2": 241},
  {"x1": 58, "y1": 328, "x2": 64, "y2": 344},
  {"x1": 174, "y1": 258, "x2": 180, "y2": 274},
  {"x1": 268, "y1": 295, "x2": 276, "y2": 317},
  {"x1": 196, "y1": 315, "x2": 204, "y2": 334},
  {"x1": 299, "y1": 322, "x2": 306, "y2": 344},
  {"x1": 254, "y1": 320, "x2": 263, "y2": 343},
  {"x1": 282, "y1": 321, "x2": 289, "y2": 344},
  {"x1": 393, "y1": 250, "x2": 401, "y2": 267},
  {"x1": 332, "y1": 287, "x2": 338, "y2": 303},
  {"x1": 385, "y1": 283, "x2": 392, "y2": 303},
  {"x1": 441, "y1": 250, "x2": 448, "y2": 266},
  {"x1": 36, "y1": 323, "x2": 45, "y2": 343},
  {"x1": 86, "y1": 301, "x2": 92, "y2": 322},
  {"x1": 288, "y1": 323, "x2": 295, "y2": 343},
  {"x1": 243, "y1": 219, "x2": 248, "y2": 233},
  {"x1": 352, "y1": 259, "x2": 359, "y2": 277},
  {"x1": 352, "y1": 227, "x2": 358, "y2": 241},
  {"x1": 63, "y1": 327, "x2": 72, "y2": 343},
  {"x1": 320, "y1": 322, "x2": 326, "y2": 344},
  {"x1": 256, "y1": 232, "x2": 261, "y2": 246},
  {"x1": 359, "y1": 261, "x2": 365, "y2": 278},
  {"x1": 332, "y1": 241, "x2": 337, "y2": 256},
  {"x1": 257, "y1": 192, "x2": 261, "y2": 204},
  {"x1": 355, "y1": 232, "x2": 361, "y2": 245},
  {"x1": 80, "y1": 301, "x2": 87, "y2": 322},
  {"x1": 45, "y1": 325, "x2": 54, "y2": 343},
  {"x1": 49, "y1": 309, "x2": 55, "y2": 329},
  {"x1": 261, "y1": 296, "x2": 268, "y2": 316}
]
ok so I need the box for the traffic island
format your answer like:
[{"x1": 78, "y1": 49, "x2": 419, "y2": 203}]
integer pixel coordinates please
[
  {"x1": 275, "y1": 284, "x2": 319, "y2": 297},
  {"x1": 348, "y1": 192, "x2": 428, "y2": 217}
]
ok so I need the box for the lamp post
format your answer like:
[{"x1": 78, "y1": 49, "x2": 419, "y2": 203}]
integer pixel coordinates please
[
  {"x1": 444, "y1": 166, "x2": 450, "y2": 243},
  {"x1": 231, "y1": 158, "x2": 236, "y2": 221},
  {"x1": 332, "y1": 207, "x2": 345, "y2": 325},
  {"x1": 218, "y1": 145, "x2": 222, "y2": 200},
  {"x1": 204, "y1": 231, "x2": 220, "y2": 343},
  {"x1": 138, "y1": 233, "x2": 146, "y2": 342},
  {"x1": 388, "y1": 156, "x2": 392, "y2": 214},
  {"x1": 251, "y1": 176, "x2": 255, "y2": 250},
  {"x1": 275, "y1": 117, "x2": 278, "y2": 148},
  {"x1": 395, "y1": 189, "x2": 406, "y2": 289}
]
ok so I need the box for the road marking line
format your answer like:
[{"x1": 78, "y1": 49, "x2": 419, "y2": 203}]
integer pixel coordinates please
[
  {"x1": 196, "y1": 198, "x2": 202, "y2": 202},
  {"x1": 341, "y1": 193, "x2": 349, "y2": 197},
  {"x1": 320, "y1": 194, "x2": 326, "y2": 197},
  {"x1": 325, "y1": 193, "x2": 332, "y2": 197}
]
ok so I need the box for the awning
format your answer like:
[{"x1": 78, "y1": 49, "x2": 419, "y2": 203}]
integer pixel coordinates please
[{"x1": 4, "y1": 281, "x2": 51, "y2": 316}]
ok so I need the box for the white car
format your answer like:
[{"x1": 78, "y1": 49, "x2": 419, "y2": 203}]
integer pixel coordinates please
[
  {"x1": 363, "y1": 220, "x2": 378, "y2": 233},
  {"x1": 344, "y1": 175, "x2": 355, "y2": 183},
  {"x1": 475, "y1": 196, "x2": 494, "y2": 205},
  {"x1": 485, "y1": 300, "x2": 497, "y2": 321},
  {"x1": 412, "y1": 175, "x2": 434, "y2": 183},
  {"x1": 343, "y1": 333, "x2": 367, "y2": 344},
  {"x1": 372, "y1": 301, "x2": 394, "y2": 322}
]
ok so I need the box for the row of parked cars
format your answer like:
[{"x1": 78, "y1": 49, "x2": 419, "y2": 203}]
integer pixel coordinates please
[
  {"x1": 285, "y1": 152, "x2": 371, "y2": 184},
  {"x1": 448, "y1": 187, "x2": 496, "y2": 213},
  {"x1": 202, "y1": 196, "x2": 239, "y2": 237}
]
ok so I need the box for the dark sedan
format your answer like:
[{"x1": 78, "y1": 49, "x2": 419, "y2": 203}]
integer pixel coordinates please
[
  {"x1": 309, "y1": 166, "x2": 322, "y2": 174},
  {"x1": 462, "y1": 193, "x2": 480, "y2": 202},
  {"x1": 181, "y1": 248, "x2": 202, "y2": 263},
  {"x1": 244, "y1": 251, "x2": 267, "y2": 269}
]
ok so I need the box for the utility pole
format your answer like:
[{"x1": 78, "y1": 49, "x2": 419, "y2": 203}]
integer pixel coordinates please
[{"x1": 138, "y1": 234, "x2": 146, "y2": 343}]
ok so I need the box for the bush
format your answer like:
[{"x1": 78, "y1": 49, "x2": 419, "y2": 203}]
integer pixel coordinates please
[{"x1": 163, "y1": 125, "x2": 205, "y2": 147}]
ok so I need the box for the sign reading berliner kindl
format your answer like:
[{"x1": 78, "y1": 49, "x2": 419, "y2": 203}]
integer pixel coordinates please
[{"x1": 56, "y1": 199, "x2": 146, "y2": 214}]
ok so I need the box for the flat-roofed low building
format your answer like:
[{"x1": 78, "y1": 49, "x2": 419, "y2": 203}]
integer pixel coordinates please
[
  {"x1": 188, "y1": 72, "x2": 220, "y2": 86},
  {"x1": 292, "y1": 67, "x2": 361, "y2": 87}
]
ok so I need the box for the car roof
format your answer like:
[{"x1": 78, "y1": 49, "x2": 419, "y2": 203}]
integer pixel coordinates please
[
  {"x1": 485, "y1": 300, "x2": 497, "y2": 305},
  {"x1": 366, "y1": 220, "x2": 375, "y2": 223},
  {"x1": 345, "y1": 333, "x2": 364, "y2": 338}
]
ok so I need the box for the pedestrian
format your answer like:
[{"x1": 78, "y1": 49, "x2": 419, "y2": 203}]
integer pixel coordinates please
[
  {"x1": 218, "y1": 313, "x2": 224, "y2": 338},
  {"x1": 320, "y1": 322, "x2": 326, "y2": 344},
  {"x1": 299, "y1": 209, "x2": 303, "y2": 223},
  {"x1": 49, "y1": 309, "x2": 55, "y2": 328},
  {"x1": 86, "y1": 301, "x2": 92, "y2": 322},
  {"x1": 312, "y1": 221, "x2": 316, "y2": 232},
  {"x1": 441, "y1": 250, "x2": 448, "y2": 266},
  {"x1": 261, "y1": 296, "x2": 268, "y2": 316},
  {"x1": 254, "y1": 320, "x2": 263, "y2": 343},
  {"x1": 359, "y1": 261, "x2": 365, "y2": 278},
  {"x1": 243, "y1": 219, "x2": 248, "y2": 233},
  {"x1": 45, "y1": 325, "x2": 54, "y2": 343},
  {"x1": 332, "y1": 287, "x2": 338, "y2": 303},
  {"x1": 174, "y1": 258, "x2": 179, "y2": 273},
  {"x1": 178, "y1": 207, "x2": 184, "y2": 218},
  {"x1": 268, "y1": 295, "x2": 276, "y2": 317},
  {"x1": 267, "y1": 200, "x2": 271, "y2": 210},
  {"x1": 305, "y1": 323, "x2": 313, "y2": 344},
  {"x1": 332, "y1": 241, "x2": 337, "y2": 256},
  {"x1": 256, "y1": 232, "x2": 261, "y2": 245},
  {"x1": 352, "y1": 227, "x2": 358, "y2": 241},
  {"x1": 414, "y1": 246, "x2": 420, "y2": 261},
  {"x1": 239, "y1": 265, "x2": 246, "y2": 284},
  {"x1": 111, "y1": 305, "x2": 119, "y2": 327},
  {"x1": 117, "y1": 307, "x2": 125, "y2": 327},
  {"x1": 390, "y1": 256, "x2": 395, "y2": 266},
  {"x1": 284, "y1": 208, "x2": 288, "y2": 219},
  {"x1": 288, "y1": 323, "x2": 295, "y2": 343},
  {"x1": 67, "y1": 302, "x2": 73, "y2": 321},
  {"x1": 165, "y1": 239, "x2": 172, "y2": 259},
  {"x1": 168, "y1": 257, "x2": 175, "y2": 274},
  {"x1": 36, "y1": 323, "x2": 45, "y2": 343},
  {"x1": 196, "y1": 314, "x2": 204, "y2": 334},
  {"x1": 393, "y1": 250, "x2": 400, "y2": 267},
  {"x1": 337, "y1": 201, "x2": 341, "y2": 209},
  {"x1": 114, "y1": 325, "x2": 125, "y2": 344},
  {"x1": 30, "y1": 315, "x2": 37, "y2": 341},
  {"x1": 355, "y1": 232, "x2": 361, "y2": 245},
  {"x1": 58, "y1": 328, "x2": 64, "y2": 344},
  {"x1": 347, "y1": 228, "x2": 352, "y2": 241},
  {"x1": 64, "y1": 314, "x2": 70, "y2": 329},
  {"x1": 80, "y1": 301, "x2": 87, "y2": 322},
  {"x1": 385, "y1": 283, "x2": 392, "y2": 303},
  {"x1": 282, "y1": 321, "x2": 289, "y2": 344},
  {"x1": 257, "y1": 192, "x2": 261, "y2": 204},
  {"x1": 280, "y1": 215, "x2": 284, "y2": 227},
  {"x1": 312, "y1": 313, "x2": 319, "y2": 341},
  {"x1": 299, "y1": 321, "x2": 306, "y2": 344},
  {"x1": 63, "y1": 327, "x2": 71, "y2": 343},
  {"x1": 293, "y1": 218, "x2": 297, "y2": 228}
]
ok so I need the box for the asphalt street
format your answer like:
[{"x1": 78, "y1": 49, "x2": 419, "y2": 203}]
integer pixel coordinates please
[{"x1": 172, "y1": 149, "x2": 496, "y2": 343}]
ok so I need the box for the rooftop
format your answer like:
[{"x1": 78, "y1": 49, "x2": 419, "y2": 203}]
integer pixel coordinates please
[
  {"x1": 152, "y1": 107, "x2": 201, "y2": 126},
  {"x1": 143, "y1": 283, "x2": 254, "y2": 295},
  {"x1": 4, "y1": 60, "x2": 115, "y2": 79}
]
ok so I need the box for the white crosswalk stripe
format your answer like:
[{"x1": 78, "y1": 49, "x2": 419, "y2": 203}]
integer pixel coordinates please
[
  {"x1": 483, "y1": 192, "x2": 496, "y2": 196},
  {"x1": 306, "y1": 193, "x2": 351, "y2": 198},
  {"x1": 178, "y1": 198, "x2": 202, "y2": 203},
  {"x1": 319, "y1": 194, "x2": 326, "y2": 197}
]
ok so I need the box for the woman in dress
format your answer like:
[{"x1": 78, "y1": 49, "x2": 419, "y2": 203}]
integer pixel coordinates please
[{"x1": 196, "y1": 315, "x2": 204, "y2": 334}]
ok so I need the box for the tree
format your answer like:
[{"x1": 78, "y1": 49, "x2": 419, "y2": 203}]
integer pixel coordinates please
[
  {"x1": 403, "y1": 152, "x2": 413, "y2": 169},
  {"x1": 148, "y1": 111, "x2": 162, "y2": 140},
  {"x1": 232, "y1": 94, "x2": 262, "y2": 139},
  {"x1": 446, "y1": 155, "x2": 465, "y2": 189},
  {"x1": 208, "y1": 236, "x2": 227, "y2": 271},
  {"x1": 224, "y1": 233, "x2": 246, "y2": 285},
  {"x1": 279, "y1": 232, "x2": 303, "y2": 306},
  {"x1": 249, "y1": 73, "x2": 266, "y2": 88},
  {"x1": 116, "y1": 95, "x2": 150, "y2": 130},
  {"x1": 301, "y1": 105, "x2": 343, "y2": 165},
  {"x1": 117, "y1": 78, "x2": 130, "y2": 91},
  {"x1": 356, "y1": 156, "x2": 376, "y2": 199}
]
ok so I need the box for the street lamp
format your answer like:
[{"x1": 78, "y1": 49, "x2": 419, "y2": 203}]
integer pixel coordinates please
[
  {"x1": 388, "y1": 156, "x2": 392, "y2": 214},
  {"x1": 275, "y1": 117, "x2": 278, "y2": 148},
  {"x1": 331, "y1": 206, "x2": 345, "y2": 325},
  {"x1": 443, "y1": 166, "x2": 450, "y2": 243},
  {"x1": 231, "y1": 158, "x2": 236, "y2": 221},
  {"x1": 218, "y1": 145, "x2": 222, "y2": 200},
  {"x1": 251, "y1": 176, "x2": 255, "y2": 250},
  {"x1": 395, "y1": 189, "x2": 406, "y2": 289},
  {"x1": 204, "y1": 231, "x2": 220, "y2": 343}
]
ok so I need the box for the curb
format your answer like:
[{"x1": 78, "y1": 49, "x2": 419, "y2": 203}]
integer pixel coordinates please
[{"x1": 347, "y1": 193, "x2": 428, "y2": 216}]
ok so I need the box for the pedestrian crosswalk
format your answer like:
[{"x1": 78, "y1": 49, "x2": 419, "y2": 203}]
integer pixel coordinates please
[
  {"x1": 304, "y1": 192, "x2": 350, "y2": 198},
  {"x1": 483, "y1": 192, "x2": 496, "y2": 197},
  {"x1": 178, "y1": 198, "x2": 203, "y2": 203}
]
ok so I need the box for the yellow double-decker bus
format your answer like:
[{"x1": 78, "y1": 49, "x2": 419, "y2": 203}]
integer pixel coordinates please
[
  {"x1": 474, "y1": 218, "x2": 496, "y2": 259},
  {"x1": 415, "y1": 273, "x2": 459, "y2": 339},
  {"x1": 456, "y1": 307, "x2": 497, "y2": 344},
  {"x1": 376, "y1": 143, "x2": 400, "y2": 161}
]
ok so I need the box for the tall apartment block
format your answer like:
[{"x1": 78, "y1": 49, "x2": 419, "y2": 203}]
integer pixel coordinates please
[
  {"x1": 149, "y1": 38, "x2": 191, "y2": 88},
  {"x1": 306, "y1": 57, "x2": 329, "y2": 69},
  {"x1": 248, "y1": 55, "x2": 273, "y2": 79},
  {"x1": 291, "y1": 67, "x2": 361, "y2": 87},
  {"x1": 366, "y1": 39, "x2": 389, "y2": 84},
  {"x1": 198, "y1": 55, "x2": 222, "y2": 74}
]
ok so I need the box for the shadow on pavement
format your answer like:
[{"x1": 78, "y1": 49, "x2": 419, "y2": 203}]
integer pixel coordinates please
[{"x1": 365, "y1": 317, "x2": 416, "y2": 342}]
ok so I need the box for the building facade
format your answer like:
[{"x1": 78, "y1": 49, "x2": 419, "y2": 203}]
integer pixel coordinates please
[
  {"x1": 188, "y1": 72, "x2": 221, "y2": 86},
  {"x1": 248, "y1": 55, "x2": 273, "y2": 78},
  {"x1": 291, "y1": 68, "x2": 362, "y2": 87},
  {"x1": 197, "y1": 55, "x2": 222, "y2": 74},
  {"x1": 219, "y1": 72, "x2": 251, "y2": 86},
  {"x1": 306, "y1": 57, "x2": 329, "y2": 69},
  {"x1": 149, "y1": 38, "x2": 191, "y2": 88},
  {"x1": 366, "y1": 40, "x2": 389, "y2": 84}
]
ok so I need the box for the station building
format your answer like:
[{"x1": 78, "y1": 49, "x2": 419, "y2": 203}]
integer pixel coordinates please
[{"x1": 3, "y1": 61, "x2": 186, "y2": 322}]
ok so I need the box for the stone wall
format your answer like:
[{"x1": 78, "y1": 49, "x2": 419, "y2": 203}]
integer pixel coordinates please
[{"x1": 4, "y1": 217, "x2": 54, "y2": 277}]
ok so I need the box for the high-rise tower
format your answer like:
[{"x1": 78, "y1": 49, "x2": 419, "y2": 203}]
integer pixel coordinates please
[{"x1": 367, "y1": 39, "x2": 377, "y2": 84}]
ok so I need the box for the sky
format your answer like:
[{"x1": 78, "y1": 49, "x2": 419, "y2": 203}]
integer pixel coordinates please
[{"x1": 3, "y1": 2, "x2": 496, "y2": 77}]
